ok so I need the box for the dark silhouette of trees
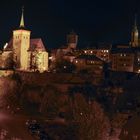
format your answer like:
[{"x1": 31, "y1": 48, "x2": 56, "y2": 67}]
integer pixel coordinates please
[
  {"x1": 71, "y1": 93, "x2": 110, "y2": 140},
  {"x1": 55, "y1": 60, "x2": 76, "y2": 73}
]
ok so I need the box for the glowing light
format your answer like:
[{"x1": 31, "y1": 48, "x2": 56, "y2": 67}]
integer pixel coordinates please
[
  {"x1": 49, "y1": 56, "x2": 53, "y2": 60},
  {"x1": 3, "y1": 43, "x2": 8, "y2": 50}
]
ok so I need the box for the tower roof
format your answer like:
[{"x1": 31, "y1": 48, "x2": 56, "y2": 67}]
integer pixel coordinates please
[
  {"x1": 133, "y1": 14, "x2": 138, "y2": 31},
  {"x1": 29, "y1": 38, "x2": 47, "y2": 51},
  {"x1": 19, "y1": 6, "x2": 25, "y2": 28}
]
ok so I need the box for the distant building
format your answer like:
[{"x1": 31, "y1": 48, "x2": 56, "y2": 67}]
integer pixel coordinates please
[
  {"x1": 67, "y1": 30, "x2": 78, "y2": 49},
  {"x1": 130, "y1": 15, "x2": 139, "y2": 47},
  {"x1": 111, "y1": 47, "x2": 140, "y2": 73},
  {"x1": 82, "y1": 43, "x2": 112, "y2": 63},
  {"x1": 50, "y1": 31, "x2": 78, "y2": 69},
  {"x1": 73, "y1": 55, "x2": 104, "y2": 75},
  {"x1": 111, "y1": 48, "x2": 135, "y2": 72},
  {"x1": 1, "y1": 7, "x2": 49, "y2": 72},
  {"x1": 110, "y1": 15, "x2": 140, "y2": 73}
]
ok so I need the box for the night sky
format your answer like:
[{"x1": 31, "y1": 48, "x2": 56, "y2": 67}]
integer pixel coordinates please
[{"x1": 0, "y1": 0, "x2": 139, "y2": 49}]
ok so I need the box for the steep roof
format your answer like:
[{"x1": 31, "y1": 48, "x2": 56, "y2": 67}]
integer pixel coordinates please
[
  {"x1": 4, "y1": 38, "x2": 47, "y2": 52},
  {"x1": 29, "y1": 38, "x2": 46, "y2": 51}
]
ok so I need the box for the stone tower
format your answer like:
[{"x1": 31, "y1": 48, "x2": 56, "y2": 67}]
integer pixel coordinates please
[
  {"x1": 67, "y1": 31, "x2": 78, "y2": 49},
  {"x1": 13, "y1": 7, "x2": 31, "y2": 70},
  {"x1": 131, "y1": 15, "x2": 139, "y2": 47}
]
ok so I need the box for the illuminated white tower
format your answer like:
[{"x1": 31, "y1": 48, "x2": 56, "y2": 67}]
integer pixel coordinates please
[
  {"x1": 131, "y1": 15, "x2": 139, "y2": 47},
  {"x1": 13, "y1": 7, "x2": 31, "y2": 70}
]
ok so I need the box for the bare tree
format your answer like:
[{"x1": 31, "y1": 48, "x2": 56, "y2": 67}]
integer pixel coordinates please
[{"x1": 72, "y1": 93, "x2": 110, "y2": 140}]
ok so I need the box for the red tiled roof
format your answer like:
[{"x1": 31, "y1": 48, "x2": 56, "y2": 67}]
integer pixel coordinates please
[
  {"x1": 29, "y1": 38, "x2": 46, "y2": 51},
  {"x1": 5, "y1": 38, "x2": 47, "y2": 52}
]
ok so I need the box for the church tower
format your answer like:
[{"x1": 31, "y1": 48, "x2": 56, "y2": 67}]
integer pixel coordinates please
[
  {"x1": 67, "y1": 31, "x2": 78, "y2": 49},
  {"x1": 131, "y1": 15, "x2": 139, "y2": 47},
  {"x1": 13, "y1": 7, "x2": 31, "y2": 70}
]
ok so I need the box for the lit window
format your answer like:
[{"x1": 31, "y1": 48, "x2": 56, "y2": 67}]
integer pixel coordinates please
[
  {"x1": 90, "y1": 51, "x2": 93, "y2": 53},
  {"x1": 120, "y1": 54, "x2": 123, "y2": 56},
  {"x1": 85, "y1": 51, "x2": 87, "y2": 53},
  {"x1": 75, "y1": 60, "x2": 78, "y2": 63},
  {"x1": 124, "y1": 54, "x2": 126, "y2": 56},
  {"x1": 80, "y1": 112, "x2": 83, "y2": 115},
  {"x1": 133, "y1": 135, "x2": 138, "y2": 140},
  {"x1": 124, "y1": 130, "x2": 128, "y2": 135},
  {"x1": 70, "y1": 59, "x2": 73, "y2": 62}
]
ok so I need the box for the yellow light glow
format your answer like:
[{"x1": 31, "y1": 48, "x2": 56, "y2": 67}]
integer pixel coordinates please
[{"x1": 3, "y1": 43, "x2": 8, "y2": 50}]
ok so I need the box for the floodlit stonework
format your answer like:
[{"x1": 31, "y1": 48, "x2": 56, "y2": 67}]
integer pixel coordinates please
[{"x1": 0, "y1": 7, "x2": 49, "y2": 72}]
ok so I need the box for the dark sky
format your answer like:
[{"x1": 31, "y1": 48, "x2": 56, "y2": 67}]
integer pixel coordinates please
[{"x1": 0, "y1": 0, "x2": 139, "y2": 49}]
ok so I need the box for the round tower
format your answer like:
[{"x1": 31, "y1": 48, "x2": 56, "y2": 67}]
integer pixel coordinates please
[{"x1": 67, "y1": 31, "x2": 78, "y2": 49}]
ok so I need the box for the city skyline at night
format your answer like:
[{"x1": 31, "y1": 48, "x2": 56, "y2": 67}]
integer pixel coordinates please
[
  {"x1": 0, "y1": 0, "x2": 139, "y2": 49},
  {"x1": 0, "y1": 1, "x2": 140, "y2": 139}
]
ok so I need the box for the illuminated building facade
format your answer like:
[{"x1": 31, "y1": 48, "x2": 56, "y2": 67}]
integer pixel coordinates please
[
  {"x1": 2, "y1": 7, "x2": 49, "y2": 72},
  {"x1": 50, "y1": 31, "x2": 78, "y2": 69},
  {"x1": 82, "y1": 43, "x2": 112, "y2": 63},
  {"x1": 111, "y1": 48, "x2": 135, "y2": 72},
  {"x1": 111, "y1": 46, "x2": 140, "y2": 73},
  {"x1": 73, "y1": 55, "x2": 104, "y2": 74}
]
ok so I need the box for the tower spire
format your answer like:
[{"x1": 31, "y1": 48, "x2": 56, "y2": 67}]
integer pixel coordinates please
[
  {"x1": 20, "y1": 6, "x2": 25, "y2": 28},
  {"x1": 134, "y1": 14, "x2": 138, "y2": 31},
  {"x1": 131, "y1": 14, "x2": 139, "y2": 47}
]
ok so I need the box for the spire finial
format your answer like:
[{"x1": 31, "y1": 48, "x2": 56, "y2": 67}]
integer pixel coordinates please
[
  {"x1": 134, "y1": 14, "x2": 138, "y2": 30},
  {"x1": 20, "y1": 6, "x2": 25, "y2": 28}
]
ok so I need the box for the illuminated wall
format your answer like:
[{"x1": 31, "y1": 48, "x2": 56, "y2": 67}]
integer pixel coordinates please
[
  {"x1": 13, "y1": 29, "x2": 31, "y2": 70},
  {"x1": 36, "y1": 51, "x2": 48, "y2": 72},
  {"x1": 111, "y1": 53, "x2": 135, "y2": 72}
]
